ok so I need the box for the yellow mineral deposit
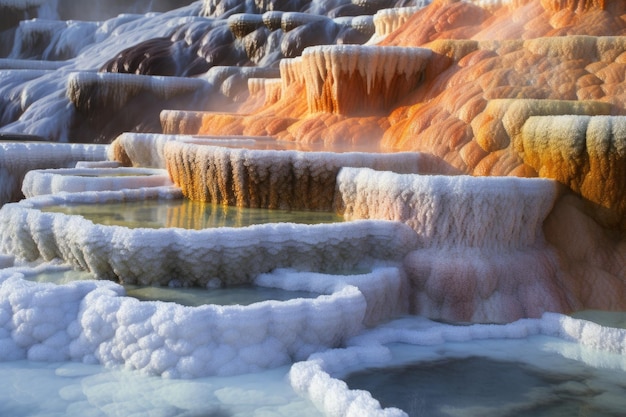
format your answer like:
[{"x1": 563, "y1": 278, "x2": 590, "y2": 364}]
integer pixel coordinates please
[{"x1": 520, "y1": 115, "x2": 626, "y2": 223}]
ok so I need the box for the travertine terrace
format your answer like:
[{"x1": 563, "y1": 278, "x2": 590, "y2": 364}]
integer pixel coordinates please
[
  {"x1": 3, "y1": 1, "x2": 626, "y2": 415},
  {"x1": 3, "y1": 0, "x2": 626, "y2": 350},
  {"x1": 115, "y1": 0, "x2": 626, "y2": 321}
]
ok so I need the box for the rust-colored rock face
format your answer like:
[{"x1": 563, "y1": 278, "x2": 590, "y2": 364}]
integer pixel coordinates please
[
  {"x1": 300, "y1": 45, "x2": 432, "y2": 116},
  {"x1": 540, "y1": 0, "x2": 609, "y2": 13}
]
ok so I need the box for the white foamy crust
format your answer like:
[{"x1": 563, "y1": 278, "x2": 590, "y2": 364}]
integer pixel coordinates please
[
  {"x1": 373, "y1": 6, "x2": 423, "y2": 38},
  {"x1": 109, "y1": 132, "x2": 184, "y2": 168},
  {"x1": 0, "y1": 187, "x2": 419, "y2": 286},
  {"x1": 256, "y1": 267, "x2": 408, "y2": 327},
  {"x1": 74, "y1": 160, "x2": 122, "y2": 168},
  {"x1": 279, "y1": 57, "x2": 305, "y2": 93},
  {"x1": 0, "y1": 264, "x2": 407, "y2": 377},
  {"x1": 335, "y1": 167, "x2": 569, "y2": 322},
  {"x1": 336, "y1": 167, "x2": 558, "y2": 249},
  {"x1": 21, "y1": 167, "x2": 173, "y2": 198}
]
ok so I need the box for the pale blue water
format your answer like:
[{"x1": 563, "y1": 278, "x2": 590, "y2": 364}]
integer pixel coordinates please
[{"x1": 343, "y1": 337, "x2": 626, "y2": 417}]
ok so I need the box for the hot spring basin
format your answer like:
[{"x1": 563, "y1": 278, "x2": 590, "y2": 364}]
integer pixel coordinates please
[
  {"x1": 124, "y1": 284, "x2": 318, "y2": 306},
  {"x1": 40, "y1": 198, "x2": 343, "y2": 229},
  {"x1": 0, "y1": 187, "x2": 417, "y2": 286},
  {"x1": 0, "y1": 263, "x2": 406, "y2": 378}
]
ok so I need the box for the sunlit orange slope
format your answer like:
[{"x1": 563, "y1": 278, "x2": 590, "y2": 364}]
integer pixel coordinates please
[{"x1": 181, "y1": 0, "x2": 626, "y2": 222}]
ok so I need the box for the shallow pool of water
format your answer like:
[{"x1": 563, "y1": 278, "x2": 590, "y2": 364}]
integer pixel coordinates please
[
  {"x1": 25, "y1": 268, "x2": 319, "y2": 307},
  {"x1": 124, "y1": 284, "x2": 318, "y2": 306},
  {"x1": 41, "y1": 199, "x2": 344, "y2": 229},
  {"x1": 71, "y1": 173, "x2": 152, "y2": 177},
  {"x1": 343, "y1": 337, "x2": 626, "y2": 417}
]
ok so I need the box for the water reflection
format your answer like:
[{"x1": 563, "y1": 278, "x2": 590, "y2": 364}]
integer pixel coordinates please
[
  {"x1": 41, "y1": 199, "x2": 344, "y2": 229},
  {"x1": 124, "y1": 284, "x2": 318, "y2": 307}
]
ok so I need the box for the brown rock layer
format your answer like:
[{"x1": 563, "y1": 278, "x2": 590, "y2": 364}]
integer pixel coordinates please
[
  {"x1": 520, "y1": 115, "x2": 626, "y2": 226},
  {"x1": 164, "y1": 139, "x2": 428, "y2": 210}
]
